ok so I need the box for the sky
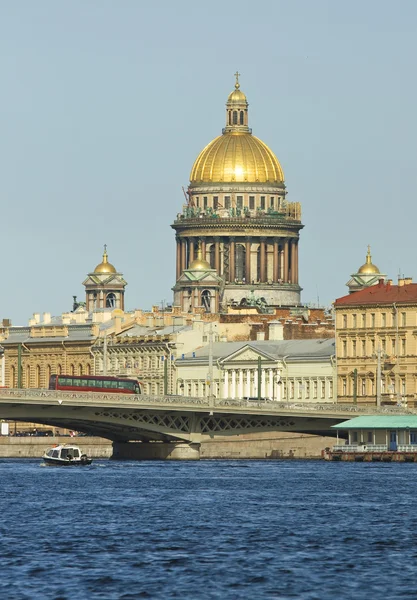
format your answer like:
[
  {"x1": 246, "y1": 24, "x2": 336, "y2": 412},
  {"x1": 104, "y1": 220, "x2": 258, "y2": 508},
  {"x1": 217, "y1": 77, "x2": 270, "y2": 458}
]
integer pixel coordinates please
[{"x1": 1, "y1": 0, "x2": 417, "y2": 323}]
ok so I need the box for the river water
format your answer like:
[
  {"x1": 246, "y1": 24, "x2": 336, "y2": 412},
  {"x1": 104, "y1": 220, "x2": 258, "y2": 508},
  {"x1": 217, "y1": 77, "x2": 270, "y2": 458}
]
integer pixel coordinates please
[{"x1": 1, "y1": 459, "x2": 415, "y2": 600}]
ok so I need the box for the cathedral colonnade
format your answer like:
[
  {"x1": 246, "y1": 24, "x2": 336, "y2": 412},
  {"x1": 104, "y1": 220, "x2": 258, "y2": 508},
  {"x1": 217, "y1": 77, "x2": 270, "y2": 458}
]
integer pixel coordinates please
[{"x1": 175, "y1": 236, "x2": 299, "y2": 285}]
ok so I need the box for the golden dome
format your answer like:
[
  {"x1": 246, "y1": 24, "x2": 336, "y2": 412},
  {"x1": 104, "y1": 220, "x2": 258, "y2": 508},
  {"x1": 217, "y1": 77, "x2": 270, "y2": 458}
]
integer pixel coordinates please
[
  {"x1": 188, "y1": 244, "x2": 212, "y2": 270},
  {"x1": 190, "y1": 132, "x2": 284, "y2": 184},
  {"x1": 227, "y1": 88, "x2": 247, "y2": 103},
  {"x1": 94, "y1": 245, "x2": 117, "y2": 274},
  {"x1": 358, "y1": 246, "x2": 380, "y2": 275}
]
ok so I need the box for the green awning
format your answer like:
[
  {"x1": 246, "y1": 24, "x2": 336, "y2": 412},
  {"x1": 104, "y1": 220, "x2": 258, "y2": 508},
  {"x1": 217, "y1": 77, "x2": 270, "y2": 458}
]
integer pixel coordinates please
[{"x1": 332, "y1": 416, "x2": 417, "y2": 430}]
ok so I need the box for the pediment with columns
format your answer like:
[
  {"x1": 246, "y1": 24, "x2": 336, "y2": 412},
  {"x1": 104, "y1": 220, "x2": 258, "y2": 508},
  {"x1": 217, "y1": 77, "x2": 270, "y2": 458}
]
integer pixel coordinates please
[
  {"x1": 220, "y1": 345, "x2": 278, "y2": 366},
  {"x1": 83, "y1": 274, "x2": 127, "y2": 287}
]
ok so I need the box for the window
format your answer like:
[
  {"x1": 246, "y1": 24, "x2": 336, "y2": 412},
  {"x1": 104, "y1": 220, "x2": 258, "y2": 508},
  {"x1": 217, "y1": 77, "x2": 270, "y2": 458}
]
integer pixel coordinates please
[
  {"x1": 305, "y1": 380, "x2": 310, "y2": 399},
  {"x1": 106, "y1": 293, "x2": 116, "y2": 308},
  {"x1": 297, "y1": 380, "x2": 302, "y2": 399},
  {"x1": 201, "y1": 290, "x2": 211, "y2": 312},
  {"x1": 382, "y1": 313, "x2": 386, "y2": 327},
  {"x1": 342, "y1": 340, "x2": 347, "y2": 357},
  {"x1": 361, "y1": 339, "x2": 366, "y2": 356},
  {"x1": 289, "y1": 381, "x2": 294, "y2": 399},
  {"x1": 260, "y1": 196, "x2": 265, "y2": 210},
  {"x1": 195, "y1": 197, "x2": 199, "y2": 207},
  {"x1": 225, "y1": 196, "x2": 231, "y2": 209},
  {"x1": 342, "y1": 378, "x2": 347, "y2": 396},
  {"x1": 367, "y1": 431, "x2": 373, "y2": 443},
  {"x1": 391, "y1": 338, "x2": 396, "y2": 354},
  {"x1": 382, "y1": 339, "x2": 386, "y2": 353},
  {"x1": 235, "y1": 244, "x2": 246, "y2": 281},
  {"x1": 371, "y1": 313, "x2": 375, "y2": 328},
  {"x1": 401, "y1": 378, "x2": 406, "y2": 396},
  {"x1": 233, "y1": 111, "x2": 238, "y2": 124},
  {"x1": 352, "y1": 340, "x2": 357, "y2": 356},
  {"x1": 342, "y1": 314, "x2": 347, "y2": 328},
  {"x1": 270, "y1": 197, "x2": 274, "y2": 208},
  {"x1": 329, "y1": 380, "x2": 333, "y2": 398},
  {"x1": 401, "y1": 338, "x2": 406, "y2": 355},
  {"x1": 402, "y1": 312, "x2": 406, "y2": 327},
  {"x1": 236, "y1": 196, "x2": 243, "y2": 208},
  {"x1": 249, "y1": 196, "x2": 255, "y2": 210},
  {"x1": 320, "y1": 380, "x2": 325, "y2": 399},
  {"x1": 411, "y1": 431, "x2": 417, "y2": 445},
  {"x1": 352, "y1": 314, "x2": 357, "y2": 328},
  {"x1": 313, "y1": 380, "x2": 318, "y2": 399},
  {"x1": 203, "y1": 196, "x2": 208, "y2": 209},
  {"x1": 371, "y1": 338, "x2": 375, "y2": 354},
  {"x1": 352, "y1": 432, "x2": 358, "y2": 443},
  {"x1": 361, "y1": 378, "x2": 366, "y2": 396},
  {"x1": 362, "y1": 314, "x2": 366, "y2": 328},
  {"x1": 213, "y1": 196, "x2": 218, "y2": 210}
]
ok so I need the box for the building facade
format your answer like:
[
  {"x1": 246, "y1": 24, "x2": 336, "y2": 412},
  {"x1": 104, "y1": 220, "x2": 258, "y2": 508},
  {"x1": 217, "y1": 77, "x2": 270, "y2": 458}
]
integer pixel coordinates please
[
  {"x1": 335, "y1": 277, "x2": 417, "y2": 406},
  {"x1": 175, "y1": 339, "x2": 335, "y2": 402},
  {"x1": 172, "y1": 74, "x2": 303, "y2": 313}
]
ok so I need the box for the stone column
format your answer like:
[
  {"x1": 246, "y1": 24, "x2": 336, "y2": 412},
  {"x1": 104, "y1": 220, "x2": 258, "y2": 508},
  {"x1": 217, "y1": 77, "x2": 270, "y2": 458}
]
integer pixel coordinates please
[
  {"x1": 215, "y1": 240, "x2": 220, "y2": 274},
  {"x1": 268, "y1": 369, "x2": 273, "y2": 399},
  {"x1": 294, "y1": 240, "x2": 299, "y2": 284},
  {"x1": 231, "y1": 369, "x2": 236, "y2": 399},
  {"x1": 273, "y1": 240, "x2": 279, "y2": 282},
  {"x1": 261, "y1": 369, "x2": 266, "y2": 398},
  {"x1": 189, "y1": 239, "x2": 195, "y2": 264},
  {"x1": 181, "y1": 239, "x2": 186, "y2": 272},
  {"x1": 246, "y1": 370, "x2": 251, "y2": 397},
  {"x1": 245, "y1": 239, "x2": 251, "y2": 283},
  {"x1": 290, "y1": 240, "x2": 296, "y2": 284},
  {"x1": 223, "y1": 371, "x2": 229, "y2": 398},
  {"x1": 253, "y1": 369, "x2": 258, "y2": 397},
  {"x1": 176, "y1": 237, "x2": 181, "y2": 280},
  {"x1": 284, "y1": 240, "x2": 289, "y2": 283},
  {"x1": 229, "y1": 238, "x2": 236, "y2": 282},
  {"x1": 238, "y1": 370, "x2": 244, "y2": 398},
  {"x1": 260, "y1": 238, "x2": 266, "y2": 283}
]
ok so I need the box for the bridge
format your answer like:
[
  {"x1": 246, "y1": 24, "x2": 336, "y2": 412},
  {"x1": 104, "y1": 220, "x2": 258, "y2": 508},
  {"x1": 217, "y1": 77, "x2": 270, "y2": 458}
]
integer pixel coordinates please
[{"x1": 0, "y1": 389, "x2": 411, "y2": 459}]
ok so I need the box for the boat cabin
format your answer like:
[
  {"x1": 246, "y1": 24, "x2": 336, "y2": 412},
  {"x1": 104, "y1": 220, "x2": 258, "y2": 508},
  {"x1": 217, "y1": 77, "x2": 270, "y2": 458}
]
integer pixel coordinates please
[{"x1": 45, "y1": 445, "x2": 81, "y2": 460}]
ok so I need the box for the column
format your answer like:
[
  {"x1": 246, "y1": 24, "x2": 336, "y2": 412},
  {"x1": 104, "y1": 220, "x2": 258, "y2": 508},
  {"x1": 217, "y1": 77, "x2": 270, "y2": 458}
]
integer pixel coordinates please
[
  {"x1": 246, "y1": 370, "x2": 251, "y2": 397},
  {"x1": 261, "y1": 369, "x2": 266, "y2": 398},
  {"x1": 260, "y1": 238, "x2": 266, "y2": 283},
  {"x1": 238, "y1": 370, "x2": 244, "y2": 398},
  {"x1": 215, "y1": 240, "x2": 220, "y2": 274},
  {"x1": 229, "y1": 238, "x2": 236, "y2": 282},
  {"x1": 268, "y1": 369, "x2": 273, "y2": 399},
  {"x1": 181, "y1": 239, "x2": 186, "y2": 272},
  {"x1": 201, "y1": 238, "x2": 206, "y2": 261},
  {"x1": 189, "y1": 239, "x2": 195, "y2": 264},
  {"x1": 223, "y1": 371, "x2": 229, "y2": 398},
  {"x1": 176, "y1": 237, "x2": 181, "y2": 280},
  {"x1": 283, "y1": 240, "x2": 289, "y2": 283},
  {"x1": 273, "y1": 240, "x2": 279, "y2": 282},
  {"x1": 253, "y1": 369, "x2": 258, "y2": 396},
  {"x1": 245, "y1": 239, "x2": 251, "y2": 283},
  {"x1": 290, "y1": 240, "x2": 296, "y2": 284},
  {"x1": 294, "y1": 240, "x2": 299, "y2": 284},
  {"x1": 231, "y1": 369, "x2": 236, "y2": 399}
]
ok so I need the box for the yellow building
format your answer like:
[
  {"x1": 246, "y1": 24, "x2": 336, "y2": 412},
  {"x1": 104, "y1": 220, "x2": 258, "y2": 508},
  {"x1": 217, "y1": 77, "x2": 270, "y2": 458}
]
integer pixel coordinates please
[
  {"x1": 172, "y1": 73, "x2": 303, "y2": 313},
  {"x1": 335, "y1": 260, "x2": 417, "y2": 406}
]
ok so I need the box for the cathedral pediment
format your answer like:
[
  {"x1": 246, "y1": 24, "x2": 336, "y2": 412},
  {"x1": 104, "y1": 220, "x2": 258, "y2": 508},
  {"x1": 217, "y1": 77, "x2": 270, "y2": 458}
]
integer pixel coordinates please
[{"x1": 220, "y1": 345, "x2": 276, "y2": 365}]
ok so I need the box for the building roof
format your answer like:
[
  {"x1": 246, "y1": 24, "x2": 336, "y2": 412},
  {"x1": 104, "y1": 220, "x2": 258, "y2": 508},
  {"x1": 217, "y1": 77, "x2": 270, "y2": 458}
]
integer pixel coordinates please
[
  {"x1": 335, "y1": 280, "x2": 417, "y2": 306},
  {"x1": 2, "y1": 325, "x2": 95, "y2": 345},
  {"x1": 332, "y1": 416, "x2": 417, "y2": 429},
  {"x1": 178, "y1": 339, "x2": 335, "y2": 364}
]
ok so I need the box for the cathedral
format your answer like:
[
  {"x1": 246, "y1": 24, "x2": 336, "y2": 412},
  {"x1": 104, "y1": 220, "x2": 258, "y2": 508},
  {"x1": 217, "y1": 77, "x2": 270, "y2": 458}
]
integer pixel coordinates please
[{"x1": 172, "y1": 74, "x2": 303, "y2": 314}]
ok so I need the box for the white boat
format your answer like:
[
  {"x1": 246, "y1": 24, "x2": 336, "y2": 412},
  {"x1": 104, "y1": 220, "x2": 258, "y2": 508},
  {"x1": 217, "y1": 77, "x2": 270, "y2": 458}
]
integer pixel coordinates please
[{"x1": 43, "y1": 444, "x2": 92, "y2": 466}]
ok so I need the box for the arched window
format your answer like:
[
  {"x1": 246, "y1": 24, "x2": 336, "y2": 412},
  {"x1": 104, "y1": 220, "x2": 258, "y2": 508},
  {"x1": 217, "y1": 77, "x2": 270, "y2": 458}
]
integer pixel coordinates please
[
  {"x1": 78, "y1": 364, "x2": 83, "y2": 376},
  {"x1": 46, "y1": 365, "x2": 51, "y2": 386},
  {"x1": 70, "y1": 364, "x2": 75, "y2": 376},
  {"x1": 86, "y1": 364, "x2": 91, "y2": 375},
  {"x1": 233, "y1": 111, "x2": 238, "y2": 124},
  {"x1": 235, "y1": 244, "x2": 246, "y2": 281},
  {"x1": 57, "y1": 364, "x2": 62, "y2": 375},
  {"x1": 106, "y1": 293, "x2": 116, "y2": 308},
  {"x1": 228, "y1": 111, "x2": 232, "y2": 125},
  {"x1": 240, "y1": 111, "x2": 244, "y2": 125},
  {"x1": 201, "y1": 290, "x2": 211, "y2": 312}
]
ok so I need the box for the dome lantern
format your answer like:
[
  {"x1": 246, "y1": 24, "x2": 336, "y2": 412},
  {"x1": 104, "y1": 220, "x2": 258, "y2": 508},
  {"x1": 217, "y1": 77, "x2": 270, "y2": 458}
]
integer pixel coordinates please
[
  {"x1": 223, "y1": 71, "x2": 251, "y2": 134},
  {"x1": 358, "y1": 245, "x2": 380, "y2": 275},
  {"x1": 94, "y1": 245, "x2": 117, "y2": 274}
]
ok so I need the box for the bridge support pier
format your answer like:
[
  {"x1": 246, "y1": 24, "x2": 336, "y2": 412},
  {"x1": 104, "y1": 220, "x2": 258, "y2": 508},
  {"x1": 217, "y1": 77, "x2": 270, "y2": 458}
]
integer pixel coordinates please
[{"x1": 111, "y1": 442, "x2": 201, "y2": 461}]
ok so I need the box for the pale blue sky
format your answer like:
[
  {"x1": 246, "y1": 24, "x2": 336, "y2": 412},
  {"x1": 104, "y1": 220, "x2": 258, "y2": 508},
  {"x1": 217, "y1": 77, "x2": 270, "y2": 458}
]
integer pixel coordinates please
[{"x1": 1, "y1": 0, "x2": 416, "y2": 322}]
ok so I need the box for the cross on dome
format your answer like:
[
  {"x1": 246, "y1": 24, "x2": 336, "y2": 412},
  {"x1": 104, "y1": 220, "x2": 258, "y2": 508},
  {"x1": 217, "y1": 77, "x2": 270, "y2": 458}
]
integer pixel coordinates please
[{"x1": 234, "y1": 70, "x2": 241, "y2": 89}]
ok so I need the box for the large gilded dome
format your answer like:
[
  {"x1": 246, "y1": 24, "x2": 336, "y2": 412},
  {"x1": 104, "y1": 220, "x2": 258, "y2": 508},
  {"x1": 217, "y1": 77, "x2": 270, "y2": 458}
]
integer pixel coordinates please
[
  {"x1": 190, "y1": 75, "x2": 284, "y2": 185},
  {"x1": 94, "y1": 246, "x2": 117, "y2": 274},
  {"x1": 190, "y1": 132, "x2": 284, "y2": 184}
]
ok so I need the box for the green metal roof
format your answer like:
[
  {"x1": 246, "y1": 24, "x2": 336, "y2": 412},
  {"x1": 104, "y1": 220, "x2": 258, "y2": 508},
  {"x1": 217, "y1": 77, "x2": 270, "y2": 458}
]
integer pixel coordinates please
[{"x1": 333, "y1": 416, "x2": 417, "y2": 430}]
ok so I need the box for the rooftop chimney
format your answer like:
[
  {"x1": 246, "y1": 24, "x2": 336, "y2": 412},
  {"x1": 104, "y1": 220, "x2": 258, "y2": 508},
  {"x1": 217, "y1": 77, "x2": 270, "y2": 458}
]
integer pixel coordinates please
[
  {"x1": 269, "y1": 321, "x2": 284, "y2": 341},
  {"x1": 398, "y1": 279, "x2": 405, "y2": 287},
  {"x1": 404, "y1": 277, "x2": 413, "y2": 285},
  {"x1": 43, "y1": 312, "x2": 51, "y2": 324}
]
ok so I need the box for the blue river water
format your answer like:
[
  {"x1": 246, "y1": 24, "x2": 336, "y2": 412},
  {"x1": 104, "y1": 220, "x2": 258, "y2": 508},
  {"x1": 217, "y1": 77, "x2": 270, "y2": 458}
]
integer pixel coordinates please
[{"x1": 1, "y1": 459, "x2": 416, "y2": 600}]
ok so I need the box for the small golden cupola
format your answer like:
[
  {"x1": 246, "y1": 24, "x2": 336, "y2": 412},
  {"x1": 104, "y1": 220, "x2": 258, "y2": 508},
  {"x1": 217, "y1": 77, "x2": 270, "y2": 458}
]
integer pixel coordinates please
[
  {"x1": 83, "y1": 246, "x2": 127, "y2": 311},
  {"x1": 357, "y1": 245, "x2": 380, "y2": 275},
  {"x1": 346, "y1": 246, "x2": 385, "y2": 294},
  {"x1": 94, "y1": 245, "x2": 117, "y2": 274}
]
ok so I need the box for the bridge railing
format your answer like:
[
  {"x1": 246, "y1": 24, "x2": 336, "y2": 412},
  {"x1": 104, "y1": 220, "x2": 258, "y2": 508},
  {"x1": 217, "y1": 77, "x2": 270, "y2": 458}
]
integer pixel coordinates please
[{"x1": 0, "y1": 388, "x2": 413, "y2": 415}]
